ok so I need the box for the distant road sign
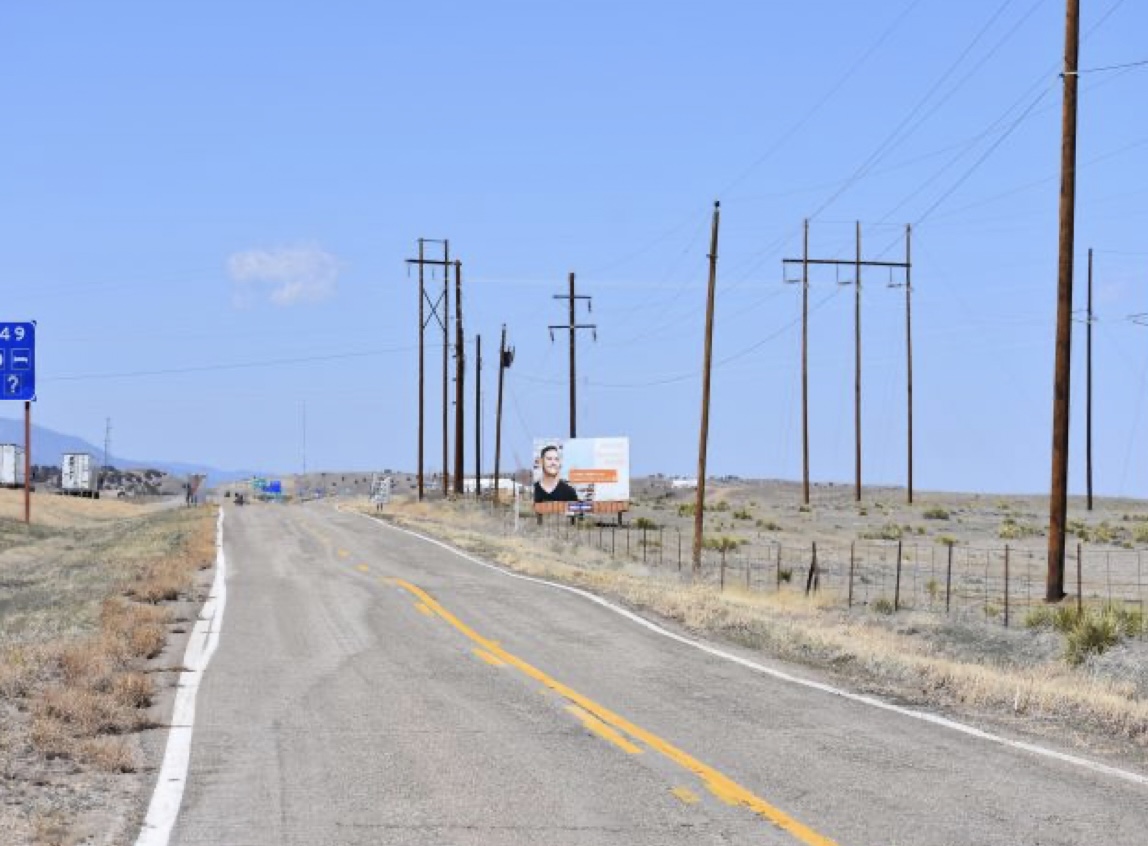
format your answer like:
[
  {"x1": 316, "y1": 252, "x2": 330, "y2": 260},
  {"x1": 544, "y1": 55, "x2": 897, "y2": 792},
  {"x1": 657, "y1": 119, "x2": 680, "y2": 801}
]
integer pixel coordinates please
[
  {"x1": 0, "y1": 322, "x2": 36, "y2": 401},
  {"x1": 370, "y1": 474, "x2": 392, "y2": 505}
]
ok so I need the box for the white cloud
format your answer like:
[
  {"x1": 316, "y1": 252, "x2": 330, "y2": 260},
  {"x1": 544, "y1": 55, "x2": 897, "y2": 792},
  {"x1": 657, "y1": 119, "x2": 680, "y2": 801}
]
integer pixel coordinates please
[{"x1": 227, "y1": 244, "x2": 341, "y2": 307}]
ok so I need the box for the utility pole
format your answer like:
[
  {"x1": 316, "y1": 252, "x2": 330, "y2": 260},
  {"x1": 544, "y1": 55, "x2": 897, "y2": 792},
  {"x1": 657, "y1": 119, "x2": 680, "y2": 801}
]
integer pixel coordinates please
[
  {"x1": 783, "y1": 223, "x2": 911, "y2": 504},
  {"x1": 854, "y1": 221, "x2": 862, "y2": 502},
  {"x1": 803, "y1": 222, "x2": 810, "y2": 505},
  {"x1": 494, "y1": 325, "x2": 514, "y2": 505},
  {"x1": 549, "y1": 272, "x2": 596, "y2": 438},
  {"x1": 453, "y1": 260, "x2": 465, "y2": 496},
  {"x1": 1086, "y1": 247, "x2": 1093, "y2": 511},
  {"x1": 417, "y1": 238, "x2": 424, "y2": 497},
  {"x1": 475, "y1": 334, "x2": 482, "y2": 498},
  {"x1": 1047, "y1": 0, "x2": 1080, "y2": 603},
  {"x1": 442, "y1": 244, "x2": 451, "y2": 496},
  {"x1": 906, "y1": 226, "x2": 914, "y2": 504},
  {"x1": 891, "y1": 224, "x2": 915, "y2": 504},
  {"x1": 301, "y1": 401, "x2": 307, "y2": 477},
  {"x1": 405, "y1": 238, "x2": 451, "y2": 499},
  {"x1": 692, "y1": 201, "x2": 721, "y2": 575},
  {"x1": 103, "y1": 416, "x2": 112, "y2": 477}
]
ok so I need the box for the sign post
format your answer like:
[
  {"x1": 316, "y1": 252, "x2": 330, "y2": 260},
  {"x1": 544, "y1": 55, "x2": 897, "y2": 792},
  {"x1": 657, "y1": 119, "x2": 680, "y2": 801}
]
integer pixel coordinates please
[
  {"x1": 24, "y1": 401, "x2": 30, "y2": 523},
  {"x1": 0, "y1": 322, "x2": 36, "y2": 524}
]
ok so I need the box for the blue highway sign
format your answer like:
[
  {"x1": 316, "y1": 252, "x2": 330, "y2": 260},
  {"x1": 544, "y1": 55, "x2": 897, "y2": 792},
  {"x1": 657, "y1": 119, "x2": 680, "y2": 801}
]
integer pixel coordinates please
[{"x1": 0, "y1": 322, "x2": 35, "y2": 401}]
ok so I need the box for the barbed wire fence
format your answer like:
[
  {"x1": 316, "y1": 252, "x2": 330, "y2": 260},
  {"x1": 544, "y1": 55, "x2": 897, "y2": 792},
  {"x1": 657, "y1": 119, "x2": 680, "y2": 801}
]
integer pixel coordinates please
[{"x1": 510, "y1": 512, "x2": 1146, "y2": 633}]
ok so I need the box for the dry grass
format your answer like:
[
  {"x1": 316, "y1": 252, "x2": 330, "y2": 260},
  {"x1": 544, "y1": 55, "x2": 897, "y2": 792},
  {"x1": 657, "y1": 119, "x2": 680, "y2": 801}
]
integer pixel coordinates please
[
  {"x1": 77, "y1": 736, "x2": 140, "y2": 773},
  {"x1": 100, "y1": 598, "x2": 171, "y2": 659},
  {"x1": 0, "y1": 487, "x2": 144, "y2": 527},
  {"x1": 0, "y1": 501, "x2": 216, "y2": 842},
  {"x1": 361, "y1": 497, "x2": 1148, "y2": 750}
]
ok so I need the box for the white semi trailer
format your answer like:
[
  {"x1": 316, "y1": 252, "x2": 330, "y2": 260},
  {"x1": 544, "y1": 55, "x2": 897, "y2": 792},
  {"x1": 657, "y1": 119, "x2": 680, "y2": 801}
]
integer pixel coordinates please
[
  {"x1": 61, "y1": 452, "x2": 100, "y2": 498},
  {"x1": 0, "y1": 444, "x2": 25, "y2": 488}
]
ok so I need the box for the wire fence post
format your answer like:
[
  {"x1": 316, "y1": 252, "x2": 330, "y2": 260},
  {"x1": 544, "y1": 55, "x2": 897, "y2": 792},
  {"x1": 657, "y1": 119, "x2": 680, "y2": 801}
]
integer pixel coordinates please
[
  {"x1": 1139, "y1": 551, "x2": 1145, "y2": 641},
  {"x1": 894, "y1": 540, "x2": 903, "y2": 611},
  {"x1": 746, "y1": 551, "x2": 752, "y2": 591},
  {"x1": 945, "y1": 543, "x2": 953, "y2": 614},
  {"x1": 1077, "y1": 542, "x2": 1083, "y2": 615},
  {"x1": 805, "y1": 541, "x2": 819, "y2": 595},
  {"x1": 848, "y1": 541, "x2": 856, "y2": 607},
  {"x1": 776, "y1": 544, "x2": 783, "y2": 592},
  {"x1": 677, "y1": 528, "x2": 682, "y2": 572},
  {"x1": 911, "y1": 544, "x2": 919, "y2": 607},
  {"x1": 1106, "y1": 550, "x2": 1113, "y2": 605},
  {"x1": 1004, "y1": 544, "x2": 1010, "y2": 628}
]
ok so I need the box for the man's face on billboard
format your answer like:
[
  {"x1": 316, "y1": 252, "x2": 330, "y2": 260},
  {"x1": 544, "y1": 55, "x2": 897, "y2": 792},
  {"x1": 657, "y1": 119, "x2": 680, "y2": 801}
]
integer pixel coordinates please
[{"x1": 541, "y1": 448, "x2": 561, "y2": 479}]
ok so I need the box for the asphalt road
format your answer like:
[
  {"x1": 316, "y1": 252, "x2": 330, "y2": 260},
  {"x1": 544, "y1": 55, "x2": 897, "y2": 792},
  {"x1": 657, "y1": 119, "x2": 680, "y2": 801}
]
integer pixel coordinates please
[{"x1": 162, "y1": 502, "x2": 1146, "y2": 845}]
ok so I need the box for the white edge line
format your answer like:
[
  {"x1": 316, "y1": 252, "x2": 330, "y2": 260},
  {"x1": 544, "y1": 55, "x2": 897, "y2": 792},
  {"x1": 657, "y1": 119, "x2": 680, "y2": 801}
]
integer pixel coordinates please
[
  {"x1": 359, "y1": 512, "x2": 1148, "y2": 789},
  {"x1": 135, "y1": 508, "x2": 229, "y2": 846}
]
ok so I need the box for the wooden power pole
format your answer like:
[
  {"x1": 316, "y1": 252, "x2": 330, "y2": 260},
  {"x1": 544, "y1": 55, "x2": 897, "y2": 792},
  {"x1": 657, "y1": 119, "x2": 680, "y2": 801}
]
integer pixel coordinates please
[
  {"x1": 854, "y1": 221, "x2": 862, "y2": 503},
  {"x1": 494, "y1": 325, "x2": 514, "y2": 504},
  {"x1": 783, "y1": 223, "x2": 911, "y2": 504},
  {"x1": 474, "y1": 333, "x2": 482, "y2": 498},
  {"x1": 441, "y1": 243, "x2": 451, "y2": 496},
  {"x1": 404, "y1": 239, "x2": 451, "y2": 499},
  {"x1": 453, "y1": 260, "x2": 465, "y2": 496},
  {"x1": 550, "y1": 273, "x2": 595, "y2": 438},
  {"x1": 1086, "y1": 247, "x2": 1093, "y2": 511},
  {"x1": 1047, "y1": 0, "x2": 1080, "y2": 603},
  {"x1": 802, "y1": 220, "x2": 811, "y2": 505},
  {"x1": 692, "y1": 201, "x2": 721, "y2": 574},
  {"x1": 900, "y1": 225, "x2": 915, "y2": 504}
]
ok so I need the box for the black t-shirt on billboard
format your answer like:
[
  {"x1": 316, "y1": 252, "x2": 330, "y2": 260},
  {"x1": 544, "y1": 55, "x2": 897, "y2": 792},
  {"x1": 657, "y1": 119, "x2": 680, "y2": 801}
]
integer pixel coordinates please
[{"x1": 533, "y1": 479, "x2": 580, "y2": 502}]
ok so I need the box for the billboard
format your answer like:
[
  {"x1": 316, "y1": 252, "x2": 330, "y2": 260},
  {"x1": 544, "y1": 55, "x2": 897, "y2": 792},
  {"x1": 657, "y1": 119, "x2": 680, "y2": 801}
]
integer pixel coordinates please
[{"x1": 532, "y1": 437, "x2": 629, "y2": 515}]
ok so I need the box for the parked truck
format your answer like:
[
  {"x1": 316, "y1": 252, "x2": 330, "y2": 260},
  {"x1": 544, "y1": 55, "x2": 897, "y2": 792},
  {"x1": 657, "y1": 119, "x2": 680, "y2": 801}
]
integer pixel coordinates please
[
  {"x1": 0, "y1": 444, "x2": 25, "y2": 488},
  {"x1": 61, "y1": 452, "x2": 100, "y2": 498}
]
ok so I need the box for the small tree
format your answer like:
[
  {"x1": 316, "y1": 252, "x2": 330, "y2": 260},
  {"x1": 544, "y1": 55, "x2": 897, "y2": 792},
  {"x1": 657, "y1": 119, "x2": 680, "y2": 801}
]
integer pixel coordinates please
[{"x1": 704, "y1": 535, "x2": 743, "y2": 589}]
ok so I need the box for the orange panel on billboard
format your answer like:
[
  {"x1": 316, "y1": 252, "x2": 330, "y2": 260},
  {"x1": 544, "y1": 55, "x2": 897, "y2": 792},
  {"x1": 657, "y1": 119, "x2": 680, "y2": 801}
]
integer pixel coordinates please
[{"x1": 568, "y1": 468, "x2": 618, "y2": 484}]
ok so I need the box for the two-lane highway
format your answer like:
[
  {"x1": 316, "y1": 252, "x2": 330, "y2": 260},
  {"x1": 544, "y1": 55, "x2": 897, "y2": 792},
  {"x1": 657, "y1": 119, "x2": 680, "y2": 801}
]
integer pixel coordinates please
[{"x1": 153, "y1": 502, "x2": 1146, "y2": 845}]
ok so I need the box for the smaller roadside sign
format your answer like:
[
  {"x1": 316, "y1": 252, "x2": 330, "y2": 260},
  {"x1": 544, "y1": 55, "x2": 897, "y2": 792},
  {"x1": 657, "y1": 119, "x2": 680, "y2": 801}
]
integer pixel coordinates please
[{"x1": 370, "y1": 474, "x2": 392, "y2": 505}]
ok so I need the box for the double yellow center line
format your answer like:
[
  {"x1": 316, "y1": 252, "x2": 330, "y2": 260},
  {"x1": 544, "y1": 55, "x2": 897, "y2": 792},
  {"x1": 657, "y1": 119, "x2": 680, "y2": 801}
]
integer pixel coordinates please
[{"x1": 390, "y1": 578, "x2": 839, "y2": 846}]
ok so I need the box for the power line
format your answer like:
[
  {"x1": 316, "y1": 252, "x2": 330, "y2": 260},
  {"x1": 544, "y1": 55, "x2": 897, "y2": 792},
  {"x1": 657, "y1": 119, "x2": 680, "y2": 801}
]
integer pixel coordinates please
[
  {"x1": 1066, "y1": 57, "x2": 1148, "y2": 75},
  {"x1": 806, "y1": 0, "x2": 1031, "y2": 223},
  {"x1": 44, "y1": 345, "x2": 416, "y2": 382},
  {"x1": 517, "y1": 286, "x2": 842, "y2": 390},
  {"x1": 716, "y1": 0, "x2": 929, "y2": 199},
  {"x1": 914, "y1": 86, "x2": 1052, "y2": 228}
]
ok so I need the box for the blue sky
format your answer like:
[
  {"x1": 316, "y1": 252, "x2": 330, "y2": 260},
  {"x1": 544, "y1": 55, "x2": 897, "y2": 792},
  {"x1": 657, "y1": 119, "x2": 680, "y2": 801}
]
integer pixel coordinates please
[{"x1": 1, "y1": 1, "x2": 1146, "y2": 495}]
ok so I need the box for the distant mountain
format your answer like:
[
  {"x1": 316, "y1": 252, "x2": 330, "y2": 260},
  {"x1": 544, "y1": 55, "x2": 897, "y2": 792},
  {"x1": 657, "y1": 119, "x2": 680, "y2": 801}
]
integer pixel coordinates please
[{"x1": 0, "y1": 416, "x2": 259, "y2": 488}]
